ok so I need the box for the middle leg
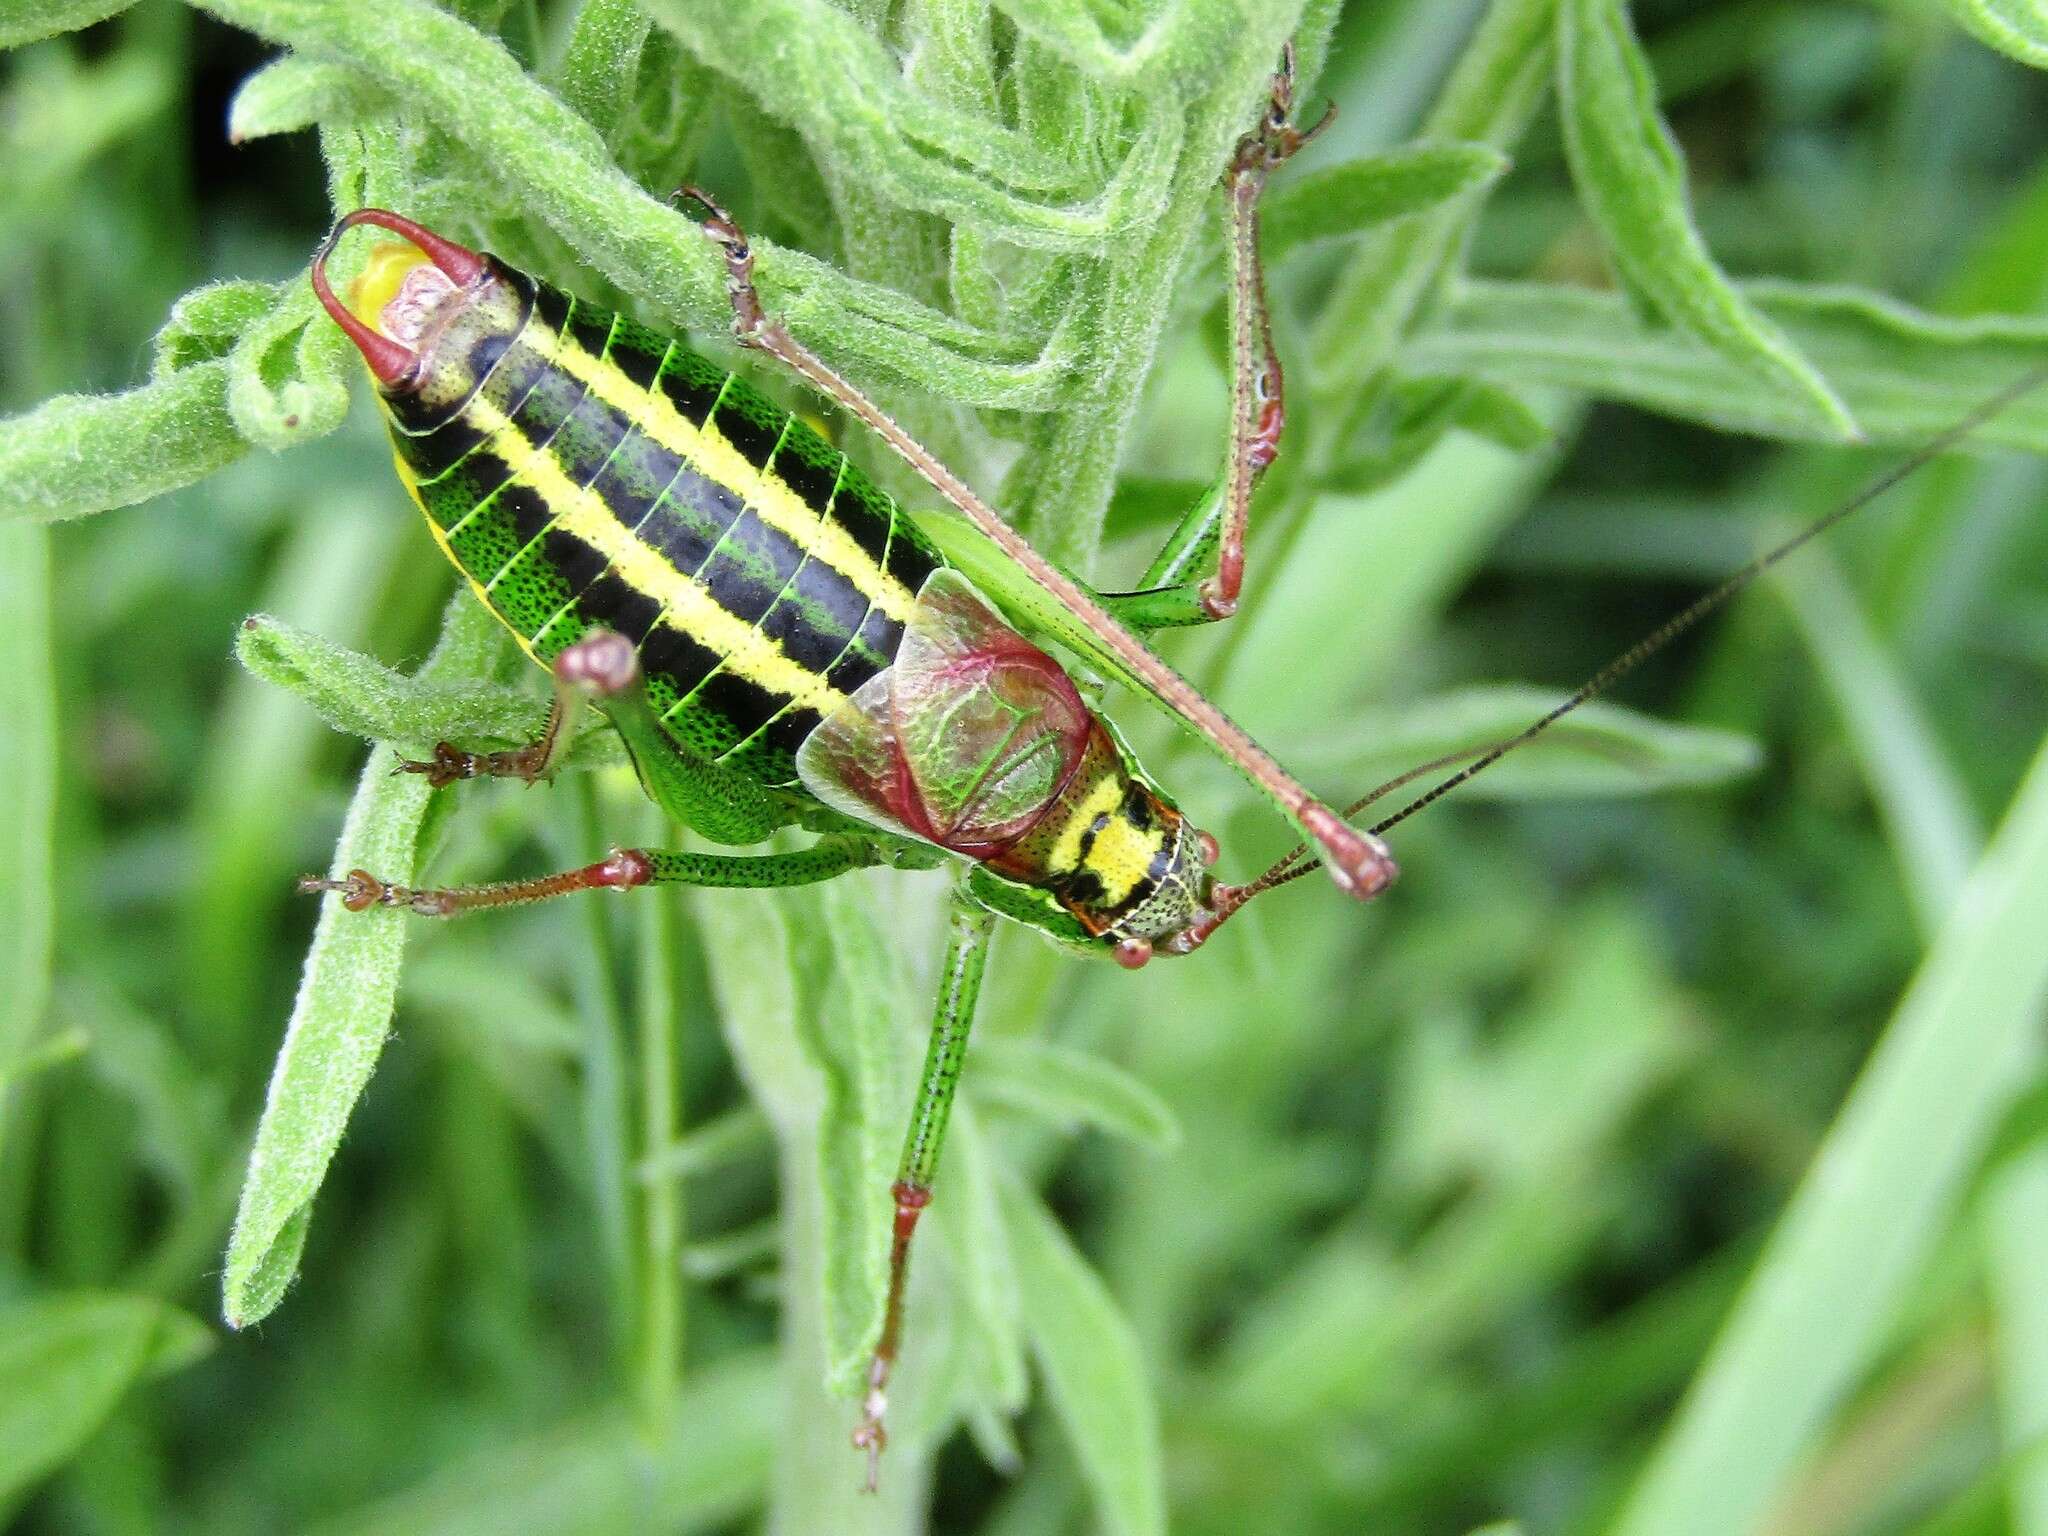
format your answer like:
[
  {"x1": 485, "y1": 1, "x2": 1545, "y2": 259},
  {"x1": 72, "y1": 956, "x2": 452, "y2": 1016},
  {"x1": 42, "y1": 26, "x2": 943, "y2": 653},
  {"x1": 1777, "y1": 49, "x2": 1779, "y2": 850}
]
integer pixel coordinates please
[
  {"x1": 852, "y1": 889, "x2": 996, "y2": 1491},
  {"x1": 1096, "y1": 42, "x2": 1333, "y2": 631}
]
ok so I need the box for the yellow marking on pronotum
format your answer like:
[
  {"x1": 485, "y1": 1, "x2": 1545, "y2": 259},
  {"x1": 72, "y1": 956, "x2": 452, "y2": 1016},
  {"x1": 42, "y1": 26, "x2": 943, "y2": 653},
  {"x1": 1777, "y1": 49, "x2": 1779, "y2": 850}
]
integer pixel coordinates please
[
  {"x1": 1046, "y1": 777, "x2": 1165, "y2": 909},
  {"x1": 521, "y1": 320, "x2": 919, "y2": 626},
  {"x1": 463, "y1": 395, "x2": 847, "y2": 713}
]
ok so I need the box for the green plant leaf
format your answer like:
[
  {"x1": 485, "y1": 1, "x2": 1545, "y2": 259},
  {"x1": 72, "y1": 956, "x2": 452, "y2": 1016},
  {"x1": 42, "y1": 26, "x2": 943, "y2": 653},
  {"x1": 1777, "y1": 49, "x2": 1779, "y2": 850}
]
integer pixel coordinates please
[
  {"x1": 806, "y1": 876, "x2": 912, "y2": 1390},
  {"x1": 970, "y1": 1038, "x2": 1181, "y2": 1151},
  {"x1": 152, "y1": 280, "x2": 284, "y2": 376},
  {"x1": 0, "y1": 362, "x2": 247, "y2": 524},
  {"x1": 1938, "y1": 0, "x2": 2048, "y2": 68},
  {"x1": 639, "y1": 0, "x2": 1151, "y2": 247},
  {"x1": 191, "y1": 0, "x2": 1078, "y2": 411},
  {"x1": 305, "y1": 1352, "x2": 776, "y2": 1536},
  {"x1": 1262, "y1": 141, "x2": 1510, "y2": 260},
  {"x1": 1611, "y1": 730, "x2": 2048, "y2": 1536},
  {"x1": 1555, "y1": 0, "x2": 1855, "y2": 437},
  {"x1": 0, "y1": 0, "x2": 138, "y2": 48},
  {"x1": 0, "y1": 526, "x2": 54, "y2": 1101},
  {"x1": 0, "y1": 1292, "x2": 212, "y2": 1506},
  {"x1": 1411, "y1": 280, "x2": 2048, "y2": 448},
  {"x1": 233, "y1": 612, "x2": 619, "y2": 769},
  {"x1": 1309, "y1": 0, "x2": 1554, "y2": 417},
  {"x1": 553, "y1": 0, "x2": 652, "y2": 147},
  {"x1": 228, "y1": 56, "x2": 386, "y2": 143},
  {"x1": 1001, "y1": 1168, "x2": 1164, "y2": 1536},
  {"x1": 225, "y1": 274, "x2": 355, "y2": 451},
  {"x1": 222, "y1": 595, "x2": 506, "y2": 1329},
  {"x1": 935, "y1": 1106, "x2": 1028, "y2": 1416}
]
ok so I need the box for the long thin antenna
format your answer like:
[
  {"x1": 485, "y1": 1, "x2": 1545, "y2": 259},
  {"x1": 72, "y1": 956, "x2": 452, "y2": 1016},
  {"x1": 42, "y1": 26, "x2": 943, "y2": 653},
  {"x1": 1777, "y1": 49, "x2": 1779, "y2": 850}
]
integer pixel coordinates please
[{"x1": 1241, "y1": 362, "x2": 2048, "y2": 899}]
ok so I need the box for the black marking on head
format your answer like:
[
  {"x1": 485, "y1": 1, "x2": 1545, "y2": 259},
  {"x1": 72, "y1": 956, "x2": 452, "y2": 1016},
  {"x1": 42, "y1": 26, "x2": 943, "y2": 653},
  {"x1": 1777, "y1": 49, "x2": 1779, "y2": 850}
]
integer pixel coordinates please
[{"x1": 1122, "y1": 783, "x2": 1154, "y2": 830}]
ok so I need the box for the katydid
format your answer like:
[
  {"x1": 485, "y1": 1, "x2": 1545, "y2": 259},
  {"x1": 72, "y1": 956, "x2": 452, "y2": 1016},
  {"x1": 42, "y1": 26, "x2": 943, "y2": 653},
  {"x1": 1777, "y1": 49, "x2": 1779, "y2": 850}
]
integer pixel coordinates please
[{"x1": 298, "y1": 48, "x2": 2048, "y2": 1488}]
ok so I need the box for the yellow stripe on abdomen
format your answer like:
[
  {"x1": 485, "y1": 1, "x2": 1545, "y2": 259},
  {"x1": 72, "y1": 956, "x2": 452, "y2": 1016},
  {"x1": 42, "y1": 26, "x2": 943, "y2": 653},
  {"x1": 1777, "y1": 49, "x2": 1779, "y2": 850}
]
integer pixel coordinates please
[
  {"x1": 521, "y1": 323, "x2": 917, "y2": 626},
  {"x1": 465, "y1": 395, "x2": 846, "y2": 715}
]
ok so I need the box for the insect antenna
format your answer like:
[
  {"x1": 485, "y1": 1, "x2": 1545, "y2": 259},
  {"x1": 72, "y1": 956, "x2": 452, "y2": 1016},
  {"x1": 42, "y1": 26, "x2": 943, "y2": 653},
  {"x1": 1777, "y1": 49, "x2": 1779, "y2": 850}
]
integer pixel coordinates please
[{"x1": 1225, "y1": 361, "x2": 2048, "y2": 907}]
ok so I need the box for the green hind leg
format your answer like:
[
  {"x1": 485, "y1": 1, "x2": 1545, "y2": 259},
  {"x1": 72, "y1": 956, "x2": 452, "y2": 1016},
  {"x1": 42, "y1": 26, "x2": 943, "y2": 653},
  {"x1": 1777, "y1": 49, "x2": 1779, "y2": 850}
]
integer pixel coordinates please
[
  {"x1": 1095, "y1": 43, "x2": 1330, "y2": 631},
  {"x1": 852, "y1": 890, "x2": 995, "y2": 1491}
]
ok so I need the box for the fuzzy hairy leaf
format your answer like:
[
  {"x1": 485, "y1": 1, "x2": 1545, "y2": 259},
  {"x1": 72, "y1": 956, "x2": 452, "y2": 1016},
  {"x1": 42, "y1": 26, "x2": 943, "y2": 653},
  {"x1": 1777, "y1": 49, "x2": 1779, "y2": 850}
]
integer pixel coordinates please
[
  {"x1": 196, "y1": 0, "x2": 1077, "y2": 409},
  {"x1": 0, "y1": 0, "x2": 137, "y2": 47},
  {"x1": 1411, "y1": 280, "x2": 2048, "y2": 448},
  {"x1": 1262, "y1": 141, "x2": 1510, "y2": 259},
  {"x1": 806, "y1": 877, "x2": 913, "y2": 1390},
  {"x1": 228, "y1": 56, "x2": 387, "y2": 142},
  {"x1": 1555, "y1": 0, "x2": 1855, "y2": 437},
  {"x1": 223, "y1": 596, "x2": 507, "y2": 1328},
  {"x1": 1938, "y1": 0, "x2": 2048, "y2": 67},
  {"x1": 0, "y1": 362, "x2": 247, "y2": 524},
  {"x1": 234, "y1": 613, "x2": 620, "y2": 768}
]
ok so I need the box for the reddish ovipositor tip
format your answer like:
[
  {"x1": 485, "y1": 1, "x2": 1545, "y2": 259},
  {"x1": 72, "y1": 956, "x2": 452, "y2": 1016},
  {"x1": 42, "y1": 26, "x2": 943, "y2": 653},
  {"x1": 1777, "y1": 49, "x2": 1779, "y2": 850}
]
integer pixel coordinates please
[{"x1": 308, "y1": 209, "x2": 490, "y2": 388}]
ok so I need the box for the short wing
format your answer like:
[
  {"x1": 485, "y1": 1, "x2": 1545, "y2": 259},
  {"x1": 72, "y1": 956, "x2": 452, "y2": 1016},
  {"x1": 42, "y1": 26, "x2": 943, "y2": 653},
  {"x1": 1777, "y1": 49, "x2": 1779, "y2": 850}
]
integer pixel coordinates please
[
  {"x1": 795, "y1": 569, "x2": 1093, "y2": 856},
  {"x1": 914, "y1": 507, "x2": 1154, "y2": 698}
]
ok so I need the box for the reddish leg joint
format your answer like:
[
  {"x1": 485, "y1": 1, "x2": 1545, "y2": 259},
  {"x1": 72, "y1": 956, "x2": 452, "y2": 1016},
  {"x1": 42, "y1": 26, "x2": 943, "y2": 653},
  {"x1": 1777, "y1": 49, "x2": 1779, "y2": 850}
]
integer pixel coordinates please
[
  {"x1": 673, "y1": 186, "x2": 770, "y2": 344},
  {"x1": 854, "y1": 1180, "x2": 934, "y2": 1492},
  {"x1": 1298, "y1": 806, "x2": 1398, "y2": 900}
]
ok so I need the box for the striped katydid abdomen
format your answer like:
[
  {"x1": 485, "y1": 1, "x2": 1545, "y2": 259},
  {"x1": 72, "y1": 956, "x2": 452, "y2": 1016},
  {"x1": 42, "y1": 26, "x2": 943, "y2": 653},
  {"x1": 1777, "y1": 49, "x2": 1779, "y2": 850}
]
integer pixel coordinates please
[{"x1": 350, "y1": 218, "x2": 944, "y2": 792}]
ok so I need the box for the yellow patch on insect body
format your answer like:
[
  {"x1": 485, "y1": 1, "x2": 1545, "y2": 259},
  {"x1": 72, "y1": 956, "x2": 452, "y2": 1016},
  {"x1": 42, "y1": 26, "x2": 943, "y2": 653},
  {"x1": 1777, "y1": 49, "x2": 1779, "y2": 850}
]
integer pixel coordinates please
[
  {"x1": 461, "y1": 393, "x2": 846, "y2": 714},
  {"x1": 521, "y1": 319, "x2": 918, "y2": 625},
  {"x1": 1045, "y1": 775, "x2": 1166, "y2": 910},
  {"x1": 348, "y1": 242, "x2": 444, "y2": 341}
]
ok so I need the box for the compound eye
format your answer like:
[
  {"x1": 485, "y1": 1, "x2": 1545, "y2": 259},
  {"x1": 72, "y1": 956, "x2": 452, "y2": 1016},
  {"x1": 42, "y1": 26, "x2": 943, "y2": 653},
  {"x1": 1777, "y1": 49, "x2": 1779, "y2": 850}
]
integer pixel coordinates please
[
  {"x1": 1195, "y1": 830, "x2": 1220, "y2": 867},
  {"x1": 1111, "y1": 937, "x2": 1153, "y2": 971}
]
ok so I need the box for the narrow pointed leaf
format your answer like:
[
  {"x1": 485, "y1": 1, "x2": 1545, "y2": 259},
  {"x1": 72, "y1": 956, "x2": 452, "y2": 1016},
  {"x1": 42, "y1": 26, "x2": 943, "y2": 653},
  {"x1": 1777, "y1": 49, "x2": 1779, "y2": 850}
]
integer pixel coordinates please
[
  {"x1": 1556, "y1": 0, "x2": 1855, "y2": 436},
  {"x1": 1262, "y1": 141, "x2": 1510, "y2": 260},
  {"x1": 1001, "y1": 1168, "x2": 1164, "y2": 1536},
  {"x1": 223, "y1": 597, "x2": 505, "y2": 1328},
  {"x1": 1612, "y1": 732, "x2": 2048, "y2": 1536}
]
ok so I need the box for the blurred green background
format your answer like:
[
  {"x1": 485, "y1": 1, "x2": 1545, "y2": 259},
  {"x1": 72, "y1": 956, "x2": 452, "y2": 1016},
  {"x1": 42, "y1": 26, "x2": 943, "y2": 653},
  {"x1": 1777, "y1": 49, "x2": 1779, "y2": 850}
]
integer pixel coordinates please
[{"x1": 4, "y1": 1, "x2": 2048, "y2": 1533}]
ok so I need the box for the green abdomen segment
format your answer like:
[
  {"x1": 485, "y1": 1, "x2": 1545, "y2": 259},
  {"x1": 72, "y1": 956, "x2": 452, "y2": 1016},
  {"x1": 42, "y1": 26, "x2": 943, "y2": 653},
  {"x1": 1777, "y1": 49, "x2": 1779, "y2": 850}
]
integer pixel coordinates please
[{"x1": 384, "y1": 269, "x2": 942, "y2": 788}]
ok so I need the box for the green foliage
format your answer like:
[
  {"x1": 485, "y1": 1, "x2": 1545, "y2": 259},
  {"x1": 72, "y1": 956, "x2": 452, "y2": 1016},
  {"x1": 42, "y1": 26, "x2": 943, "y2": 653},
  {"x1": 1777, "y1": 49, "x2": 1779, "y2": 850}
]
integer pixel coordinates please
[
  {"x1": 0, "y1": 1293, "x2": 211, "y2": 1508},
  {"x1": 1555, "y1": 0, "x2": 1855, "y2": 434},
  {"x1": 0, "y1": 528, "x2": 54, "y2": 1094},
  {"x1": 4, "y1": 1, "x2": 2048, "y2": 1533}
]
